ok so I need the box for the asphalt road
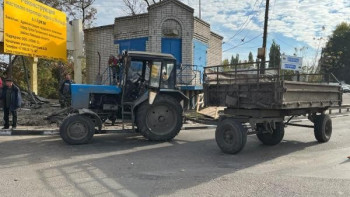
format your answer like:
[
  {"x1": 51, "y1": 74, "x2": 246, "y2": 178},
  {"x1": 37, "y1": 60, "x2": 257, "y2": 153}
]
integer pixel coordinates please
[{"x1": 0, "y1": 115, "x2": 350, "y2": 197}]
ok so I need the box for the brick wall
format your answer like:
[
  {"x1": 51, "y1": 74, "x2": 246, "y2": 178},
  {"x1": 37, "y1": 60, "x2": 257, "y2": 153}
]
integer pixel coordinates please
[
  {"x1": 193, "y1": 17, "x2": 210, "y2": 44},
  {"x1": 85, "y1": 25, "x2": 117, "y2": 84},
  {"x1": 208, "y1": 32, "x2": 223, "y2": 66},
  {"x1": 148, "y1": 0, "x2": 194, "y2": 65},
  {"x1": 114, "y1": 14, "x2": 149, "y2": 40}
]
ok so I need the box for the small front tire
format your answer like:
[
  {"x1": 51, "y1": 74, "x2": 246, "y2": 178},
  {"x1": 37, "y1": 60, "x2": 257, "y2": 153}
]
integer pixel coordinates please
[{"x1": 60, "y1": 115, "x2": 95, "y2": 145}]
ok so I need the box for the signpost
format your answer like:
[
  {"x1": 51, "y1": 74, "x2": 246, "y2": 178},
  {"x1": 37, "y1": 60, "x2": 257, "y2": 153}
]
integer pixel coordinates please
[
  {"x1": 281, "y1": 55, "x2": 303, "y2": 71},
  {"x1": 3, "y1": 0, "x2": 67, "y2": 61},
  {"x1": 0, "y1": 8, "x2": 3, "y2": 43}
]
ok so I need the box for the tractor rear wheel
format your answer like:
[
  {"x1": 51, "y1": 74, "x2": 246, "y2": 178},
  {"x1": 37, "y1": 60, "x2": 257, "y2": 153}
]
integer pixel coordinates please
[
  {"x1": 60, "y1": 114, "x2": 95, "y2": 145},
  {"x1": 136, "y1": 95, "x2": 182, "y2": 141}
]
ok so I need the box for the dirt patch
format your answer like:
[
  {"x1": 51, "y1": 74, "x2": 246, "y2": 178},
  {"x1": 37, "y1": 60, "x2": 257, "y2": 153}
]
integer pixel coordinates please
[{"x1": 16, "y1": 102, "x2": 61, "y2": 127}]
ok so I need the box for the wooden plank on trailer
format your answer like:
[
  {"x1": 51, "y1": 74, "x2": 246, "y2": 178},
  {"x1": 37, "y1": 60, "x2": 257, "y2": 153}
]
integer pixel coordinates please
[{"x1": 198, "y1": 106, "x2": 225, "y2": 119}]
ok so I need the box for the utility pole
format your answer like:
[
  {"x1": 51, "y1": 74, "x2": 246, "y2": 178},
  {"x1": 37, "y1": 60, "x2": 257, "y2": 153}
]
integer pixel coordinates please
[
  {"x1": 8, "y1": 54, "x2": 12, "y2": 78},
  {"x1": 199, "y1": 0, "x2": 201, "y2": 19},
  {"x1": 261, "y1": 0, "x2": 270, "y2": 74}
]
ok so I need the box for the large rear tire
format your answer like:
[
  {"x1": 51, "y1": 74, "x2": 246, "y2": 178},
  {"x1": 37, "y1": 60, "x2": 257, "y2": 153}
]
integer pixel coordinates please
[
  {"x1": 136, "y1": 95, "x2": 183, "y2": 141},
  {"x1": 256, "y1": 122, "x2": 285, "y2": 145},
  {"x1": 215, "y1": 118, "x2": 247, "y2": 154},
  {"x1": 60, "y1": 114, "x2": 95, "y2": 145},
  {"x1": 314, "y1": 114, "x2": 332, "y2": 143}
]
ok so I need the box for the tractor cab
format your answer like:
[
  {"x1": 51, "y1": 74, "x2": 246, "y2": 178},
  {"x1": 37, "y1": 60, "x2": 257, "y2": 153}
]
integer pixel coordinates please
[{"x1": 121, "y1": 51, "x2": 177, "y2": 102}]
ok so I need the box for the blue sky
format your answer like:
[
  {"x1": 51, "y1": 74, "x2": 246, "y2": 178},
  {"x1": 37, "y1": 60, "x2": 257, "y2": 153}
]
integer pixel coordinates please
[{"x1": 93, "y1": 0, "x2": 350, "y2": 66}]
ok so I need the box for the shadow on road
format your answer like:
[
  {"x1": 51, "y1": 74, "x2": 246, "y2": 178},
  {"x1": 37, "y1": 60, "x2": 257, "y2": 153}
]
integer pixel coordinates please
[{"x1": 0, "y1": 132, "x2": 321, "y2": 196}]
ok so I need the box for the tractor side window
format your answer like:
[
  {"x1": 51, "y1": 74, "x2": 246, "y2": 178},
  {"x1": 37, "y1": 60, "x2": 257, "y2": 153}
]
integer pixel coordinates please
[
  {"x1": 128, "y1": 61, "x2": 143, "y2": 82},
  {"x1": 161, "y1": 62, "x2": 175, "y2": 89},
  {"x1": 150, "y1": 61, "x2": 162, "y2": 88}
]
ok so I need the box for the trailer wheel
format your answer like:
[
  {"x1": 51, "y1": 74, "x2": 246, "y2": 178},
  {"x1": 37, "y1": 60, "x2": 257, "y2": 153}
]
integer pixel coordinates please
[
  {"x1": 215, "y1": 118, "x2": 247, "y2": 154},
  {"x1": 256, "y1": 122, "x2": 285, "y2": 145},
  {"x1": 60, "y1": 114, "x2": 95, "y2": 145},
  {"x1": 136, "y1": 95, "x2": 182, "y2": 141},
  {"x1": 314, "y1": 114, "x2": 332, "y2": 143}
]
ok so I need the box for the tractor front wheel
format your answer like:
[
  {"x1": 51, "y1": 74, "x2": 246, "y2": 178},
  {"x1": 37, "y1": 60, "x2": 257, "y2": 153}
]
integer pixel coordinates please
[{"x1": 60, "y1": 114, "x2": 95, "y2": 145}]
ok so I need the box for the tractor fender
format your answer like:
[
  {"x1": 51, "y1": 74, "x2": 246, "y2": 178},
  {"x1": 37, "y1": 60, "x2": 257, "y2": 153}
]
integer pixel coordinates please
[
  {"x1": 133, "y1": 92, "x2": 149, "y2": 109},
  {"x1": 77, "y1": 109, "x2": 103, "y2": 131},
  {"x1": 159, "y1": 89, "x2": 189, "y2": 102}
]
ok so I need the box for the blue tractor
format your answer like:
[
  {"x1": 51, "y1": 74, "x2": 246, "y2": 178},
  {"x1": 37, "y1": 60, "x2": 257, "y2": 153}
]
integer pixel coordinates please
[{"x1": 60, "y1": 51, "x2": 188, "y2": 145}]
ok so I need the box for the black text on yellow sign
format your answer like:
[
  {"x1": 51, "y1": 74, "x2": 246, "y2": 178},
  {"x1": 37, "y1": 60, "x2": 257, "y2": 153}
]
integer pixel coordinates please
[{"x1": 4, "y1": 0, "x2": 67, "y2": 61}]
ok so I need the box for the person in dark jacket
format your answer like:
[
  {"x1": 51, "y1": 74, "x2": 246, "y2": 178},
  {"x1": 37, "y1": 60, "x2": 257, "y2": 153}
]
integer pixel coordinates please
[
  {"x1": 0, "y1": 78, "x2": 4, "y2": 109},
  {"x1": 59, "y1": 73, "x2": 74, "y2": 108},
  {"x1": 1, "y1": 78, "x2": 22, "y2": 129}
]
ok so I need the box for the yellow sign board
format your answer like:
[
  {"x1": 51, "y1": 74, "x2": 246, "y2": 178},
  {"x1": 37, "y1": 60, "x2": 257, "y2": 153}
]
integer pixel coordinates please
[{"x1": 4, "y1": 0, "x2": 67, "y2": 61}]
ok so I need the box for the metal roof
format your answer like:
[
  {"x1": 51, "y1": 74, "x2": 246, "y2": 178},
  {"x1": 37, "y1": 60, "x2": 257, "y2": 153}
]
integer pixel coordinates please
[{"x1": 126, "y1": 51, "x2": 176, "y2": 60}]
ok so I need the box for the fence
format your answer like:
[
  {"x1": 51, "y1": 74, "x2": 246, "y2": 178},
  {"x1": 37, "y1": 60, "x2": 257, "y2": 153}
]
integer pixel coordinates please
[
  {"x1": 204, "y1": 62, "x2": 341, "y2": 85},
  {"x1": 329, "y1": 104, "x2": 350, "y2": 114},
  {"x1": 177, "y1": 64, "x2": 202, "y2": 87}
]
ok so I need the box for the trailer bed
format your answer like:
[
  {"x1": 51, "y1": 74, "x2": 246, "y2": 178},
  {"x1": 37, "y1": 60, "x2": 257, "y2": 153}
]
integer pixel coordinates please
[
  {"x1": 204, "y1": 80, "x2": 342, "y2": 110},
  {"x1": 204, "y1": 63, "x2": 342, "y2": 112}
]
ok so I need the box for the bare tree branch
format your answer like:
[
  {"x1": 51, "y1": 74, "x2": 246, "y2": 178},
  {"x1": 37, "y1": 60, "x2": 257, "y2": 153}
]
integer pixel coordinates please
[{"x1": 144, "y1": 0, "x2": 150, "y2": 7}]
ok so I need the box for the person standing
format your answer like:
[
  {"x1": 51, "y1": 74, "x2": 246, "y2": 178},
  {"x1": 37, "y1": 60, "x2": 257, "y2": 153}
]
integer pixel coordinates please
[
  {"x1": 0, "y1": 78, "x2": 4, "y2": 109},
  {"x1": 59, "y1": 73, "x2": 74, "y2": 108},
  {"x1": 1, "y1": 78, "x2": 21, "y2": 129},
  {"x1": 108, "y1": 55, "x2": 123, "y2": 85}
]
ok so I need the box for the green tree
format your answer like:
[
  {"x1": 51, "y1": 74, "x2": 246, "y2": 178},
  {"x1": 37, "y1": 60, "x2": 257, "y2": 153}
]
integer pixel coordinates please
[
  {"x1": 38, "y1": 0, "x2": 97, "y2": 28},
  {"x1": 248, "y1": 52, "x2": 254, "y2": 62},
  {"x1": 223, "y1": 59, "x2": 230, "y2": 71},
  {"x1": 247, "y1": 52, "x2": 254, "y2": 67},
  {"x1": 320, "y1": 22, "x2": 350, "y2": 83},
  {"x1": 230, "y1": 55, "x2": 235, "y2": 65},
  {"x1": 269, "y1": 40, "x2": 281, "y2": 68},
  {"x1": 235, "y1": 54, "x2": 240, "y2": 64}
]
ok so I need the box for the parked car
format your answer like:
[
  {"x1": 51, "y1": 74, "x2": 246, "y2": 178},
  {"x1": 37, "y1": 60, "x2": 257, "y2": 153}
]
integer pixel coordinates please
[{"x1": 341, "y1": 84, "x2": 350, "y2": 93}]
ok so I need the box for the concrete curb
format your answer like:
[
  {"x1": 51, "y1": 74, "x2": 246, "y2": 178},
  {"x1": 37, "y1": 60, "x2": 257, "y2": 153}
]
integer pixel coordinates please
[{"x1": 0, "y1": 129, "x2": 58, "y2": 136}]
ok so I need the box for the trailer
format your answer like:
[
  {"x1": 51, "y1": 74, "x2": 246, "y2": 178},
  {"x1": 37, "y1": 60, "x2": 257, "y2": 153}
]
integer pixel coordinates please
[{"x1": 204, "y1": 62, "x2": 342, "y2": 154}]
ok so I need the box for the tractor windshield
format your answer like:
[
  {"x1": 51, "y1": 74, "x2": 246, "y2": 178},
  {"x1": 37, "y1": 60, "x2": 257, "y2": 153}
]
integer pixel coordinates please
[
  {"x1": 150, "y1": 61, "x2": 162, "y2": 88},
  {"x1": 160, "y1": 62, "x2": 176, "y2": 89}
]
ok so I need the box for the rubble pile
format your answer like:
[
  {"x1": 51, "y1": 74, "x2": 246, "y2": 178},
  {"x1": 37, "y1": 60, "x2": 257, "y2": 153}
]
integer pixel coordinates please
[{"x1": 14, "y1": 91, "x2": 62, "y2": 127}]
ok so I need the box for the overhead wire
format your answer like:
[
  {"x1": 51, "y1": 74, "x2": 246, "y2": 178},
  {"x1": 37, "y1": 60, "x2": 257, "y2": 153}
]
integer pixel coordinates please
[
  {"x1": 223, "y1": 33, "x2": 263, "y2": 52},
  {"x1": 223, "y1": 0, "x2": 262, "y2": 44}
]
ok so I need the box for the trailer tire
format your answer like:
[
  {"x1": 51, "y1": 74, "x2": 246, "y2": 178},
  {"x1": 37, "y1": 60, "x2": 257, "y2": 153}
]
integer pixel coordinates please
[
  {"x1": 60, "y1": 114, "x2": 95, "y2": 145},
  {"x1": 256, "y1": 122, "x2": 284, "y2": 146},
  {"x1": 136, "y1": 95, "x2": 182, "y2": 141},
  {"x1": 215, "y1": 118, "x2": 247, "y2": 154},
  {"x1": 314, "y1": 114, "x2": 332, "y2": 143}
]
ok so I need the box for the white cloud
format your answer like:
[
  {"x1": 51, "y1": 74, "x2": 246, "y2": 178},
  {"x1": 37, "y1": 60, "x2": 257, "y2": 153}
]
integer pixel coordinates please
[{"x1": 92, "y1": 0, "x2": 350, "y2": 61}]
